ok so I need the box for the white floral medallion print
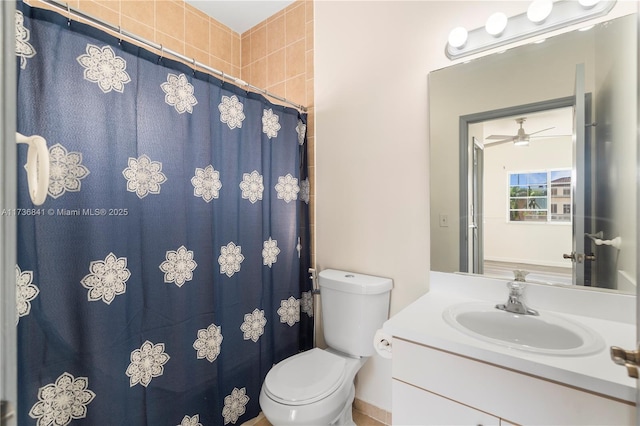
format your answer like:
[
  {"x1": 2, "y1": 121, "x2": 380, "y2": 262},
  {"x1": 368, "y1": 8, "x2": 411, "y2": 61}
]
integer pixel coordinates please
[
  {"x1": 191, "y1": 165, "x2": 222, "y2": 203},
  {"x1": 77, "y1": 44, "x2": 131, "y2": 93},
  {"x1": 28, "y1": 372, "x2": 96, "y2": 426},
  {"x1": 47, "y1": 144, "x2": 90, "y2": 199},
  {"x1": 262, "y1": 109, "x2": 281, "y2": 139},
  {"x1": 177, "y1": 415, "x2": 203, "y2": 426},
  {"x1": 15, "y1": 11, "x2": 36, "y2": 70},
  {"x1": 122, "y1": 154, "x2": 167, "y2": 199},
  {"x1": 161, "y1": 73, "x2": 198, "y2": 114},
  {"x1": 219, "y1": 95, "x2": 246, "y2": 129},
  {"x1": 240, "y1": 309, "x2": 267, "y2": 342},
  {"x1": 296, "y1": 119, "x2": 307, "y2": 145},
  {"x1": 275, "y1": 174, "x2": 300, "y2": 203},
  {"x1": 299, "y1": 178, "x2": 310, "y2": 204},
  {"x1": 126, "y1": 340, "x2": 170, "y2": 387},
  {"x1": 159, "y1": 245, "x2": 197, "y2": 287},
  {"x1": 193, "y1": 323, "x2": 223, "y2": 362},
  {"x1": 277, "y1": 296, "x2": 300, "y2": 327},
  {"x1": 301, "y1": 291, "x2": 314, "y2": 318},
  {"x1": 218, "y1": 242, "x2": 244, "y2": 278},
  {"x1": 222, "y1": 387, "x2": 249, "y2": 425},
  {"x1": 261, "y1": 238, "x2": 280, "y2": 268},
  {"x1": 239, "y1": 171, "x2": 264, "y2": 204},
  {"x1": 80, "y1": 253, "x2": 130, "y2": 305},
  {"x1": 16, "y1": 265, "x2": 39, "y2": 322}
]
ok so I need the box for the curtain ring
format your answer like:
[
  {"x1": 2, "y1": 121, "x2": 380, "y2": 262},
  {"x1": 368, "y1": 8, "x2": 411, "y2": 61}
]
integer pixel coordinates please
[
  {"x1": 192, "y1": 57, "x2": 197, "y2": 75},
  {"x1": 66, "y1": 2, "x2": 71, "y2": 26},
  {"x1": 118, "y1": 26, "x2": 123, "y2": 45},
  {"x1": 158, "y1": 44, "x2": 164, "y2": 63},
  {"x1": 220, "y1": 71, "x2": 225, "y2": 86}
]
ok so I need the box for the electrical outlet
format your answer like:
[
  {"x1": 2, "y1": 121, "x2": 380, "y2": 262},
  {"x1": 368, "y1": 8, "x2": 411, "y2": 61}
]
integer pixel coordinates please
[{"x1": 439, "y1": 214, "x2": 449, "y2": 227}]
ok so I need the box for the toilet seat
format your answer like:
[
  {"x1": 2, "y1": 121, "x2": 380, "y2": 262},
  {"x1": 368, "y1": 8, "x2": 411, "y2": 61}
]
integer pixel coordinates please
[{"x1": 263, "y1": 348, "x2": 346, "y2": 406}]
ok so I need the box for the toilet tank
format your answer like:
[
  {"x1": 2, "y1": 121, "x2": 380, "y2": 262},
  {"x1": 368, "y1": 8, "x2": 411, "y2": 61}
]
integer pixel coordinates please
[{"x1": 318, "y1": 269, "x2": 393, "y2": 357}]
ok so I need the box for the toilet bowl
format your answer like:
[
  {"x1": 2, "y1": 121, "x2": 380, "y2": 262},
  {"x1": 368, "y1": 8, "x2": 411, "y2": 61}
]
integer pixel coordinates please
[
  {"x1": 259, "y1": 348, "x2": 365, "y2": 425},
  {"x1": 259, "y1": 269, "x2": 393, "y2": 426}
]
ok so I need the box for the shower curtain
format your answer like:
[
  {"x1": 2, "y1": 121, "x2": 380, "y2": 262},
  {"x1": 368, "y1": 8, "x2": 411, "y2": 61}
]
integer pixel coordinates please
[{"x1": 15, "y1": 2, "x2": 312, "y2": 425}]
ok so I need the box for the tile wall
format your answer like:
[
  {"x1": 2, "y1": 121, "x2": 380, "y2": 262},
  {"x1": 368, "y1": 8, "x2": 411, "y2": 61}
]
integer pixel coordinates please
[{"x1": 27, "y1": 0, "x2": 315, "y2": 263}]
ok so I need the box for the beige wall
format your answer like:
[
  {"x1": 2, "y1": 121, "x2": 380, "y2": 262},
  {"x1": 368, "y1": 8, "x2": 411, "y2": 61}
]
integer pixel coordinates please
[{"x1": 240, "y1": 1, "x2": 313, "y2": 109}]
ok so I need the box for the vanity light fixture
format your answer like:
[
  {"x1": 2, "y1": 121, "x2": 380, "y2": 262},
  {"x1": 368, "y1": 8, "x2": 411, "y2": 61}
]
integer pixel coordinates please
[
  {"x1": 485, "y1": 12, "x2": 508, "y2": 36},
  {"x1": 448, "y1": 26, "x2": 468, "y2": 49},
  {"x1": 527, "y1": 0, "x2": 553, "y2": 24},
  {"x1": 445, "y1": 0, "x2": 616, "y2": 60},
  {"x1": 578, "y1": 0, "x2": 602, "y2": 8}
]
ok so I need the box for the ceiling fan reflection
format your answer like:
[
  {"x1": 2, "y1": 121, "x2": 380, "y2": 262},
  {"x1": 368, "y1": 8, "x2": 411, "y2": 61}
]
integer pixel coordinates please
[{"x1": 485, "y1": 117, "x2": 568, "y2": 147}]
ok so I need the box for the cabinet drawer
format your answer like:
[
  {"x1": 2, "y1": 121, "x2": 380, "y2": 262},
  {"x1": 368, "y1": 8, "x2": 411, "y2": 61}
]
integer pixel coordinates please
[
  {"x1": 393, "y1": 338, "x2": 635, "y2": 425},
  {"x1": 393, "y1": 379, "x2": 500, "y2": 425}
]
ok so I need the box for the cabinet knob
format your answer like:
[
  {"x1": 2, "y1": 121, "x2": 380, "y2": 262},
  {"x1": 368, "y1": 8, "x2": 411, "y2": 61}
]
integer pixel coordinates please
[{"x1": 611, "y1": 345, "x2": 640, "y2": 379}]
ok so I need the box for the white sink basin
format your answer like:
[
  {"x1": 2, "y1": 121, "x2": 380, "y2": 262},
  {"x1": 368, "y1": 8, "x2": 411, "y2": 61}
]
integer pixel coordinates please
[{"x1": 443, "y1": 303, "x2": 605, "y2": 356}]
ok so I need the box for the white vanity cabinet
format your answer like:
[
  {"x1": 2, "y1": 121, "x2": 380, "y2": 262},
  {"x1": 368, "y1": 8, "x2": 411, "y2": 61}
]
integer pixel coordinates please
[
  {"x1": 392, "y1": 379, "x2": 501, "y2": 425},
  {"x1": 391, "y1": 338, "x2": 635, "y2": 425}
]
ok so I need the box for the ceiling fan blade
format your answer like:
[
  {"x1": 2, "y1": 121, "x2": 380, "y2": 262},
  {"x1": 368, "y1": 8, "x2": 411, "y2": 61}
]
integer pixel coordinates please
[
  {"x1": 530, "y1": 134, "x2": 572, "y2": 139},
  {"x1": 486, "y1": 134, "x2": 515, "y2": 140},
  {"x1": 527, "y1": 126, "x2": 555, "y2": 136},
  {"x1": 485, "y1": 138, "x2": 514, "y2": 146}
]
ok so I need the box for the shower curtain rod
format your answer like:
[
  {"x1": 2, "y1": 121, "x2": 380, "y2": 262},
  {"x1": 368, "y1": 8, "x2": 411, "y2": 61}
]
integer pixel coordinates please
[{"x1": 31, "y1": 0, "x2": 308, "y2": 113}]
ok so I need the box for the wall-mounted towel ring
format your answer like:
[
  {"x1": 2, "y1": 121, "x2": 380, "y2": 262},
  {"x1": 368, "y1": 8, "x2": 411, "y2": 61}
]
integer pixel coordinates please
[{"x1": 16, "y1": 132, "x2": 49, "y2": 206}]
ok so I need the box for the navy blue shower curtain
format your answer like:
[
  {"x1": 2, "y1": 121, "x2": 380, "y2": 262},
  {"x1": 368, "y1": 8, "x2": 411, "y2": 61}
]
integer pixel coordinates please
[{"x1": 15, "y1": 2, "x2": 312, "y2": 425}]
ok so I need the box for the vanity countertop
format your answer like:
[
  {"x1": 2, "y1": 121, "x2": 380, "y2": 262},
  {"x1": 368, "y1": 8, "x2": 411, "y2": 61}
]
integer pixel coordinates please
[{"x1": 383, "y1": 271, "x2": 637, "y2": 403}]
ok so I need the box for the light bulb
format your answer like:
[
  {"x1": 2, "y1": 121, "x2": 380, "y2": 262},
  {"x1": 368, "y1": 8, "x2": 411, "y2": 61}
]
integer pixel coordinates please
[
  {"x1": 485, "y1": 12, "x2": 508, "y2": 36},
  {"x1": 448, "y1": 27, "x2": 468, "y2": 49},
  {"x1": 578, "y1": 0, "x2": 600, "y2": 8},
  {"x1": 527, "y1": 0, "x2": 553, "y2": 24},
  {"x1": 579, "y1": 24, "x2": 595, "y2": 32}
]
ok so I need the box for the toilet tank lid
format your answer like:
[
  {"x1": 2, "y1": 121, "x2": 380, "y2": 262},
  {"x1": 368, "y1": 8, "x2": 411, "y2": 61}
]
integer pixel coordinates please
[{"x1": 318, "y1": 269, "x2": 393, "y2": 294}]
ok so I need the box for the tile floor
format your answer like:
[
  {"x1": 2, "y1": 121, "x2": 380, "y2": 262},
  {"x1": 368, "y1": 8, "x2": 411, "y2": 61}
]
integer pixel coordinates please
[{"x1": 353, "y1": 409, "x2": 386, "y2": 426}]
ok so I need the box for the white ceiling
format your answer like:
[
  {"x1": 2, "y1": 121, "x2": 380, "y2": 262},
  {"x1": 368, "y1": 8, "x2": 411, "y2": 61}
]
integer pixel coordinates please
[{"x1": 185, "y1": 0, "x2": 296, "y2": 34}]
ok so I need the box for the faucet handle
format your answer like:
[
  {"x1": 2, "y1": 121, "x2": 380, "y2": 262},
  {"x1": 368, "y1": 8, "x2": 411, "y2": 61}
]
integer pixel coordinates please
[
  {"x1": 507, "y1": 281, "x2": 526, "y2": 296},
  {"x1": 513, "y1": 269, "x2": 529, "y2": 282}
]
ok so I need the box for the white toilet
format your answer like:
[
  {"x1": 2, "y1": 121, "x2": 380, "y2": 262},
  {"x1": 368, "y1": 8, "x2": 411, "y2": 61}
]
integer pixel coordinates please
[{"x1": 259, "y1": 269, "x2": 393, "y2": 425}]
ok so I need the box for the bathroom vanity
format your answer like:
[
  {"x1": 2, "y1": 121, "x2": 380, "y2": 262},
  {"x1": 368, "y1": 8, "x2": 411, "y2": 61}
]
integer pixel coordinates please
[{"x1": 383, "y1": 272, "x2": 636, "y2": 425}]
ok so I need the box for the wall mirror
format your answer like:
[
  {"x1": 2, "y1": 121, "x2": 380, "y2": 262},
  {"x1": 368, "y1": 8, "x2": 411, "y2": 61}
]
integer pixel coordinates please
[{"x1": 429, "y1": 13, "x2": 637, "y2": 293}]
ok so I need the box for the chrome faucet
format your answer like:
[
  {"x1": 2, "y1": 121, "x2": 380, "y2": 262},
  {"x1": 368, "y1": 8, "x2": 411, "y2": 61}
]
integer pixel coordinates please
[{"x1": 495, "y1": 281, "x2": 539, "y2": 316}]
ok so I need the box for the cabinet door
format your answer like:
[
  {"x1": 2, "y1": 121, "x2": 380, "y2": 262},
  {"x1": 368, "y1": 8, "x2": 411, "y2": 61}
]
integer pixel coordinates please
[{"x1": 393, "y1": 380, "x2": 500, "y2": 426}]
